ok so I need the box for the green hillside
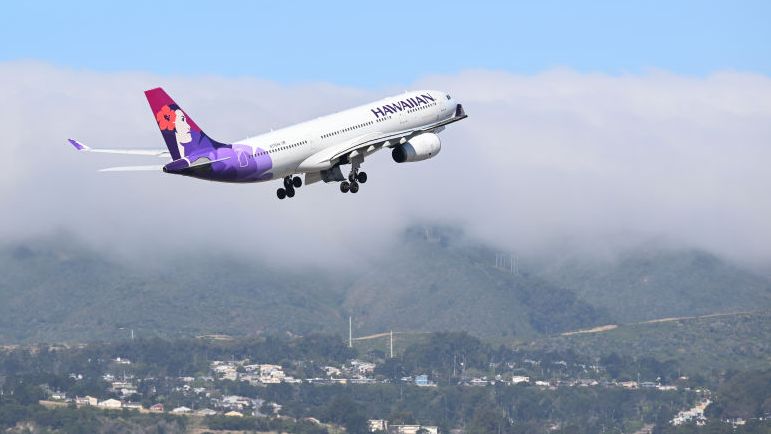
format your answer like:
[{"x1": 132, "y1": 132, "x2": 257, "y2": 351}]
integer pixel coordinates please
[
  {"x1": 344, "y1": 226, "x2": 609, "y2": 339},
  {"x1": 1, "y1": 226, "x2": 770, "y2": 344},
  {"x1": 0, "y1": 234, "x2": 349, "y2": 342}
]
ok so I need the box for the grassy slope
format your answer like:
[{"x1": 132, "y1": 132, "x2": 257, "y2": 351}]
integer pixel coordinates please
[
  {"x1": 524, "y1": 310, "x2": 771, "y2": 374},
  {"x1": 534, "y1": 248, "x2": 771, "y2": 323}
]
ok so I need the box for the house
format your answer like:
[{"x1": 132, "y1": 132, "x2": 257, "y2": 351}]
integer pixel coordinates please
[
  {"x1": 123, "y1": 402, "x2": 143, "y2": 410},
  {"x1": 171, "y1": 406, "x2": 192, "y2": 414},
  {"x1": 389, "y1": 425, "x2": 439, "y2": 434},
  {"x1": 415, "y1": 375, "x2": 429, "y2": 386},
  {"x1": 351, "y1": 360, "x2": 377, "y2": 375},
  {"x1": 195, "y1": 408, "x2": 218, "y2": 416},
  {"x1": 149, "y1": 403, "x2": 164, "y2": 412},
  {"x1": 511, "y1": 375, "x2": 530, "y2": 384},
  {"x1": 469, "y1": 378, "x2": 488, "y2": 386},
  {"x1": 98, "y1": 399, "x2": 122, "y2": 409},
  {"x1": 620, "y1": 381, "x2": 638, "y2": 389},
  {"x1": 369, "y1": 419, "x2": 389, "y2": 431},
  {"x1": 50, "y1": 391, "x2": 66, "y2": 401},
  {"x1": 225, "y1": 410, "x2": 244, "y2": 417},
  {"x1": 76, "y1": 396, "x2": 98, "y2": 406},
  {"x1": 324, "y1": 366, "x2": 342, "y2": 377},
  {"x1": 111, "y1": 381, "x2": 132, "y2": 390},
  {"x1": 576, "y1": 379, "x2": 599, "y2": 387},
  {"x1": 222, "y1": 395, "x2": 253, "y2": 410}
]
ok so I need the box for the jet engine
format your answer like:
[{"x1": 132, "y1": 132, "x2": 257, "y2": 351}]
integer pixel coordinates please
[{"x1": 392, "y1": 133, "x2": 441, "y2": 163}]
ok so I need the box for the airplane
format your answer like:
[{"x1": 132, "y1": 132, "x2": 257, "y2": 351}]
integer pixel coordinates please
[{"x1": 69, "y1": 87, "x2": 467, "y2": 199}]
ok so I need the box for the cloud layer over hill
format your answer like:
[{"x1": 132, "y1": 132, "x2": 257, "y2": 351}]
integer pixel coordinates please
[{"x1": 2, "y1": 62, "x2": 770, "y2": 267}]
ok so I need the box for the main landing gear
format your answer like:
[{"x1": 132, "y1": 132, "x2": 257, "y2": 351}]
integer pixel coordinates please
[
  {"x1": 277, "y1": 175, "x2": 302, "y2": 199},
  {"x1": 340, "y1": 167, "x2": 367, "y2": 194}
]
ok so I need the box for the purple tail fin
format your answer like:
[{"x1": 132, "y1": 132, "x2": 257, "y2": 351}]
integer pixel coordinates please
[{"x1": 145, "y1": 88, "x2": 217, "y2": 161}]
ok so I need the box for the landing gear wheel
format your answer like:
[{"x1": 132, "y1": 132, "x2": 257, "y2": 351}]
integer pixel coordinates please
[
  {"x1": 292, "y1": 176, "x2": 302, "y2": 188},
  {"x1": 277, "y1": 188, "x2": 287, "y2": 199},
  {"x1": 349, "y1": 181, "x2": 359, "y2": 193},
  {"x1": 356, "y1": 172, "x2": 367, "y2": 184},
  {"x1": 340, "y1": 181, "x2": 350, "y2": 193},
  {"x1": 283, "y1": 177, "x2": 292, "y2": 189},
  {"x1": 348, "y1": 172, "x2": 356, "y2": 182},
  {"x1": 286, "y1": 186, "x2": 295, "y2": 198}
]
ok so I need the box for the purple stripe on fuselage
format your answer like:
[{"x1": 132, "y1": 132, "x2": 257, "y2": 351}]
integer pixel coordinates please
[{"x1": 163, "y1": 136, "x2": 273, "y2": 183}]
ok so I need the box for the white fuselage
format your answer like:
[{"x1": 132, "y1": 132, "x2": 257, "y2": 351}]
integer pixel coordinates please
[{"x1": 234, "y1": 90, "x2": 458, "y2": 180}]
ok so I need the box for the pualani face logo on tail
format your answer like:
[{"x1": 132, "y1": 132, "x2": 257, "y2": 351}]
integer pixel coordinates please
[
  {"x1": 370, "y1": 93, "x2": 435, "y2": 119},
  {"x1": 145, "y1": 87, "x2": 216, "y2": 162},
  {"x1": 155, "y1": 104, "x2": 193, "y2": 159},
  {"x1": 154, "y1": 103, "x2": 207, "y2": 160}
]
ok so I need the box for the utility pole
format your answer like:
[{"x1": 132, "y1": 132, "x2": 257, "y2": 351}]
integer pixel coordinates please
[
  {"x1": 390, "y1": 330, "x2": 394, "y2": 358},
  {"x1": 348, "y1": 316, "x2": 352, "y2": 348}
]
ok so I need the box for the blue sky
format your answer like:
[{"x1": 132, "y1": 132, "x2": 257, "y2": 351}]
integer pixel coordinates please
[{"x1": 2, "y1": 1, "x2": 770, "y2": 86}]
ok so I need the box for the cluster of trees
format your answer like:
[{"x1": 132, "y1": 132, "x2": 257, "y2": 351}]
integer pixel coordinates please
[
  {"x1": 705, "y1": 369, "x2": 771, "y2": 420},
  {"x1": 0, "y1": 333, "x2": 355, "y2": 380},
  {"x1": 205, "y1": 414, "x2": 330, "y2": 433},
  {"x1": 374, "y1": 332, "x2": 685, "y2": 385},
  {"x1": 253, "y1": 382, "x2": 695, "y2": 434},
  {"x1": 0, "y1": 386, "x2": 187, "y2": 434}
]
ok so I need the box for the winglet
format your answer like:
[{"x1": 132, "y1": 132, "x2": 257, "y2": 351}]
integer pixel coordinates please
[{"x1": 68, "y1": 138, "x2": 90, "y2": 151}]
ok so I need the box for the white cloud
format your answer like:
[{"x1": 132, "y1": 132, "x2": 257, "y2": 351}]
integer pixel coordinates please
[{"x1": 1, "y1": 62, "x2": 770, "y2": 267}]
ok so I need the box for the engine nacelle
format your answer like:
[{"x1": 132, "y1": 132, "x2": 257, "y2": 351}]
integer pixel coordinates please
[{"x1": 392, "y1": 133, "x2": 441, "y2": 163}]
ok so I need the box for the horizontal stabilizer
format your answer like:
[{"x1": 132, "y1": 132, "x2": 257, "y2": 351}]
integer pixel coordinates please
[
  {"x1": 68, "y1": 138, "x2": 169, "y2": 158},
  {"x1": 98, "y1": 165, "x2": 164, "y2": 172}
]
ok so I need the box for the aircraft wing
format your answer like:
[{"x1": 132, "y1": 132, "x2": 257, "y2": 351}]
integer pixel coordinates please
[
  {"x1": 297, "y1": 112, "x2": 468, "y2": 172},
  {"x1": 68, "y1": 138, "x2": 170, "y2": 158}
]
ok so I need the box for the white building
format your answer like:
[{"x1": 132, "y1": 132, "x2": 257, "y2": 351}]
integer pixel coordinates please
[
  {"x1": 76, "y1": 396, "x2": 98, "y2": 406},
  {"x1": 511, "y1": 375, "x2": 530, "y2": 384},
  {"x1": 369, "y1": 419, "x2": 388, "y2": 432},
  {"x1": 98, "y1": 399, "x2": 122, "y2": 409},
  {"x1": 351, "y1": 359, "x2": 377, "y2": 375},
  {"x1": 171, "y1": 406, "x2": 192, "y2": 414},
  {"x1": 324, "y1": 366, "x2": 342, "y2": 377},
  {"x1": 195, "y1": 408, "x2": 218, "y2": 416},
  {"x1": 390, "y1": 425, "x2": 439, "y2": 434}
]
